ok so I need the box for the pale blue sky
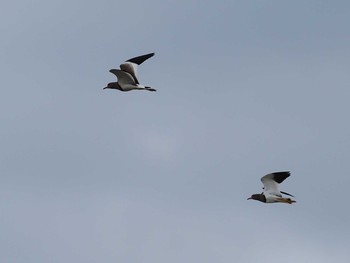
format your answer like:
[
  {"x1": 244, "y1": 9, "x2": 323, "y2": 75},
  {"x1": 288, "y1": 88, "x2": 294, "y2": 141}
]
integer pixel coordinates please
[{"x1": 1, "y1": 1, "x2": 350, "y2": 262}]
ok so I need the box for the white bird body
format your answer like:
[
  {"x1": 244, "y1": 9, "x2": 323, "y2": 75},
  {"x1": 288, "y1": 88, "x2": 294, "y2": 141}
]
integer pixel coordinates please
[
  {"x1": 264, "y1": 195, "x2": 290, "y2": 203},
  {"x1": 108, "y1": 70, "x2": 150, "y2": 91},
  {"x1": 104, "y1": 53, "x2": 156, "y2": 92}
]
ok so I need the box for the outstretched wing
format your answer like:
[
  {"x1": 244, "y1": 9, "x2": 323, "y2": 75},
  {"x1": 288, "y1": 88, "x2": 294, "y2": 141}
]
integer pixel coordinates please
[
  {"x1": 120, "y1": 53, "x2": 154, "y2": 84},
  {"x1": 281, "y1": 191, "x2": 294, "y2": 197},
  {"x1": 109, "y1": 69, "x2": 136, "y2": 86},
  {"x1": 126, "y1": 53, "x2": 155, "y2": 65},
  {"x1": 261, "y1": 171, "x2": 290, "y2": 197}
]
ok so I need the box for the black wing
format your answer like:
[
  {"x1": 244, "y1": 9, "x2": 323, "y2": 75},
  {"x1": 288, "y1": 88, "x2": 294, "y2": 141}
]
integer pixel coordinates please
[
  {"x1": 126, "y1": 53, "x2": 155, "y2": 65},
  {"x1": 271, "y1": 171, "x2": 290, "y2": 184}
]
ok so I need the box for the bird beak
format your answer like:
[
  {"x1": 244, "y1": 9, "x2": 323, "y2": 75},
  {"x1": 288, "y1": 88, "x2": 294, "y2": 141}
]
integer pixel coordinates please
[
  {"x1": 103, "y1": 87, "x2": 108, "y2": 89},
  {"x1": 247, "y1": 197, "x2": 252, "y2": 200}
]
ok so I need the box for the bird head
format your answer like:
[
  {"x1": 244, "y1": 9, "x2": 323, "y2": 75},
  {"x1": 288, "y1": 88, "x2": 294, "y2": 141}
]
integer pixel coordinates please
[
  {"x1": 103, "y1": 82, "x2": 122, "y2": 90},
  {"x1": 247, "y1": 194, "x2": 266, "y2": 203}
]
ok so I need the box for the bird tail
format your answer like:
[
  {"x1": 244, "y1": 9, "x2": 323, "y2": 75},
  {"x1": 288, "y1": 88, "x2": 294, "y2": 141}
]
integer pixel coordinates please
[{"x1": 145, "y1": 86, "x2": 156, "y2": 92}]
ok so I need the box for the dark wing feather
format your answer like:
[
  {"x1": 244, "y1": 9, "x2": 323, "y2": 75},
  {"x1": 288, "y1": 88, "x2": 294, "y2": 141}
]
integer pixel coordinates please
[
  {"x1": 280, "y1": 191, "x2": 294, "y2": 197},
  {"x1": 126, "y1": 53, "x2": 155, "y2": 65},
  {"x1": 271, "y1": 171, "x2": 290, "y2": 184}
]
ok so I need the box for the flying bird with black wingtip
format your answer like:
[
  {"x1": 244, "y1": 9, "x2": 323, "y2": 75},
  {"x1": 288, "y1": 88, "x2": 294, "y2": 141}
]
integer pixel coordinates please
[
  {"x1": 104, "y1": 53, "x2": 156, "y2": 92},
  {"x1": 247, "y1": 171, "x2": 296, "y2": 204}
]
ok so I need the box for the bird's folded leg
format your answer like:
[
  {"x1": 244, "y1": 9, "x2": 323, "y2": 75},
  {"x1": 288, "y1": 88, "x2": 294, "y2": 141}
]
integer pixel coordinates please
[{"x1": 278, "y1": 197, "x2": 296, "y2": 204}]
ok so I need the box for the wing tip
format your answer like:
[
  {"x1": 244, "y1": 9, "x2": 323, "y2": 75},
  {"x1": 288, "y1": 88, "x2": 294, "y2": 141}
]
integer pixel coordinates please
[
  {"x1": 261, "y1": 171, "x2": 291, "y2": 182},
  {"x1": 274, "y1": 171, "x2": 291, "y2": 175},
  {"x1": 143, "y1": 52, "x2": 155, "y2": 57},
  {"x1": 126, "y1": 52, "x2": 155, "y2": 64},
  {"x1": 272, "y1": 171, "x2": 291, "y2": 183}
]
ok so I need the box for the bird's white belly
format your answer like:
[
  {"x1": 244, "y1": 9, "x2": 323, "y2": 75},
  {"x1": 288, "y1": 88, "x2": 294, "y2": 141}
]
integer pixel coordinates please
[
  {"x1": 265, "y1": 194, "x2": 282, "y2": 203},
  {"x1": 120, "y1": 84, "x2": 141, "y2": 91}
]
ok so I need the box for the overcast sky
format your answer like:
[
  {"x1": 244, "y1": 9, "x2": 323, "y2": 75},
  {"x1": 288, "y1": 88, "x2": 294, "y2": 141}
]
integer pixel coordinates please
[{"x1": 1, "y1": 1, "x2": 350, "y2": 262}]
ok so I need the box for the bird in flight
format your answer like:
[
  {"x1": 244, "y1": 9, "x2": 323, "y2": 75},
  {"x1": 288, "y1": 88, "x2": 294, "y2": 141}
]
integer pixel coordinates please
[
  {"x1": 104, "y1": 53, "x2": 156, "y2": 92},
  {"x1": 247, "y1": 171, "x2": 296, "y2": 204}
]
